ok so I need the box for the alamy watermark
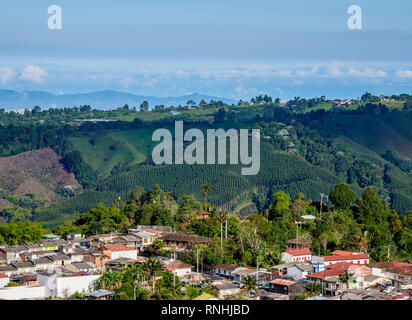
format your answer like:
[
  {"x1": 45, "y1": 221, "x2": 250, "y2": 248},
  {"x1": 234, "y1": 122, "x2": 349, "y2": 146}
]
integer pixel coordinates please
[
  {"x1": 348, "y1": 5, "x2": 362, "y2": 30},
  {"x1": 48, "y1": 5, "x2": 62, "y2": 30},
  {"x1": 45, "y1": 4, "x2": 361, "y2": 31},
  {"x1": 151, "y1": 121, "x2": 261, "y2": 175}
]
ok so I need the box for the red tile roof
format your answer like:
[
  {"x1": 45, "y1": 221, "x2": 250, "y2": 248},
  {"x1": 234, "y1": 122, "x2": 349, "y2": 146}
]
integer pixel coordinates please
[
  {"x1": 323, "y1": 254, "x2": 369, "y2": 262},
  {"x1": 145, "y1": 230, "x2": 159, "y2": 235},
  {"x1": 367, "y1": 261, "x2": 412, "y2": 269},
  {"x1": 0, "y1": 273, "x2": 8, "y2": 279},
  {"x1": 104, "y1": 244, "x2": 136, "y2": 252},
  {"x1": 326, "y1": 262, "x2": 353, "y2": 269},
  {"x1": 269, "y1": 279, "x2": 297, "y2": 286},
  {"x1": 386, "y1": 266, "x2": 412, "y2": 276},
  {"x1": 165, "y1": 261, "x2": 194, "y2": 272},
  {"x1": 308, "y1": 267, "x2": 349, "y2": 280},
  {"x1": 330, "y1": 250, "x2": 357, "y2": 256},
  {"x1": 286, "y1": 248, "x2": 312, "y2": 256}
]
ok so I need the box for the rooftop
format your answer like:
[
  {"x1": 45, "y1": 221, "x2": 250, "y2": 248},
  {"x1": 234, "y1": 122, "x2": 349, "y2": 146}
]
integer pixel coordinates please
[
  {"x1": 104, "y1": 244, "x2": 136, "y2": 252},
  {"x1": 165, "y1": 261, "x2": 194, "y2": 272},
  {"x1": 285, "y1": 248, "x2": 312, "y2": 256},
  {"x1": 269, "y1": 279, "x2": 297, "y2": 286}
]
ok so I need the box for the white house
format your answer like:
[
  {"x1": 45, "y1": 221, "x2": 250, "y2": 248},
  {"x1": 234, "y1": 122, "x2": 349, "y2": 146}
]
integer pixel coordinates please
[
  {"x1": 165, "y1": 261, "x2": 194, "y2": 278},
  {"x1": 37, "y1": 272, "x2": 101, "y2": 298},
  {"x1": 286, "y1": 263, "x2": 312, "y2": 280},
  {"x1": 213, "y1": 264, "x2": 246, "y2": 279},
  {"x1": 281, "y1": 248, "x2": 312, "y2": 263},
  {"x1": 104, "y1": 244, "x2": 138, "y2": 260},
  {"x1": 312, "y1": 251, "x2": 370, "y2": 266},
  {"x1": 0, "y1": 273, "x2": 9, "y2": 288}
]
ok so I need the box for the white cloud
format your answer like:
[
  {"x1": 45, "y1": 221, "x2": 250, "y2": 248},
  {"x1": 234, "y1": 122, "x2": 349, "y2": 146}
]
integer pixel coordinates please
[
  {"x1": 141, "y1": 78, "x2": 158, "y2": 88},
  {"x1": 295, "y1": 66, "x2": 319, "y2": 77},
  {"x1": 327, "y1": 61, "x2": 345, "y2": 77},
  {"x1": 235, "y1": 85, "x2": 243, "y2": 93},
  {"x1": 396, "y1": 70, "x2": 412, "y2": 78},
  {"x1": 0, "y1": 67, "x2": 16, "y2": 85},
  {"x1": 87, "y1": 73, "x2": 113, "y2": 81},
  {"x1": 19, "y1": 65, "x2": 48, "y2": 83},
  {"x1": 348, "y1": 67, "x2": 386, "y2": 78}
]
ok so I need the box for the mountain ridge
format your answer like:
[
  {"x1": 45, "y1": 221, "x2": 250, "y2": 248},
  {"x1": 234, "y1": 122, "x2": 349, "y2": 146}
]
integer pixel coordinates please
[{"x1": 0, "y1": 89, "x2": 235, "y2": 110}]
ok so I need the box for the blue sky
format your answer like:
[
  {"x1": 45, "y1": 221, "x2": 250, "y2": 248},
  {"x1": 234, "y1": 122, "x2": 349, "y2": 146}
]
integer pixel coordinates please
[{"x1": 1, "y1": 0, "x2": 412, "y2": 100}]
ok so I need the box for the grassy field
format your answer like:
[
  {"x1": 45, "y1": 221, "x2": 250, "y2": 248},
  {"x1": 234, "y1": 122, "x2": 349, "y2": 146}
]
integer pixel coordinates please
[{"x1": 305, "y1": 102, "x2": 335, "y2": 113}]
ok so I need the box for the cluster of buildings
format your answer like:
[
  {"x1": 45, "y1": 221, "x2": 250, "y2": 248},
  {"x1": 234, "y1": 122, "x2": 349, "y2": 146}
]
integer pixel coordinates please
[
  {"x1": 0, "y1": 225, "x2": 210, "y2": 300},
  {"x1": 207, "y1": 239, "x2": 412, "y2": 300},
  {"x1": 1, "y1": 229, "x2": 411, "y2": 301}
]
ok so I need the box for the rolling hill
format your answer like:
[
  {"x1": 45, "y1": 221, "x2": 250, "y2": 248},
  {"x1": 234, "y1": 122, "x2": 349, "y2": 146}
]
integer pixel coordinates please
[
  {"x1": 0, "y1": 89, "x2": 235, "y2": 110},
  {"x1": 0, "y1": 148, "x2": 80, "y2": 209}
]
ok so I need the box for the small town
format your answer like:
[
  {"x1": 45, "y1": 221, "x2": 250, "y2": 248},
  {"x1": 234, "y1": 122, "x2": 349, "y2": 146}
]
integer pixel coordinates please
[
  {"x1": 0, "y1": 222, "x2": 411, "y2": 300},
  {"x1": 1, "y1": 2, "x2": 412, "y2": 313}
]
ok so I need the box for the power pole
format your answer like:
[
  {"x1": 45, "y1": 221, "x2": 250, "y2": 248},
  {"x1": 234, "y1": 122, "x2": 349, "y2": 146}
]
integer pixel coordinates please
[
  {"x1": 256, "y1": 255, "x2": 259, "y2": 283},
  {"x1": 320, "y1": 193, "x2": 324, "y2": 218}
]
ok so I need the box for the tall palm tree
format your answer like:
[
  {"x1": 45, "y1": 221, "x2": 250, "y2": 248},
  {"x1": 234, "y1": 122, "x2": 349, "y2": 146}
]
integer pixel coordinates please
[
  {"x1": 214, "y1": 210, "x2": 228, "y2": 260},
  {"x1": 242, "y1": 275, "x2": 258, "y2": 297},
  {"x1": 200, "y1": 184, "x2": 212, "y2": 203},
  {"x1": 142, "y1": 257, "x2": 164, "y2": 294},
  {"x1": 351, "y1": 231, "x2": 368, "y2": 253},
  {"x1": 339, "y1": 270, "x2": 354, "y2": 299}
]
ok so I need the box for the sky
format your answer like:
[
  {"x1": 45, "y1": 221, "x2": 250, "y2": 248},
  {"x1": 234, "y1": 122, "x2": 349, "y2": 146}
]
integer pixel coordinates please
[{"x1": 1, "y1": 0, "x2": 412, "y2": 101}]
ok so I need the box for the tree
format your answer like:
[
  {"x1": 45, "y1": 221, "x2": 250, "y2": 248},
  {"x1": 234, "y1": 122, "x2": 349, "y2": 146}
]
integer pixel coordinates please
[
  {"x1": 142, "y1": 257, "x2": 164, "y2": 294},
  {"x1": 291, "y1": 193, "x2": 307, "y2": 218},
  {"x1": 339, "y1": 270, "x2": 354, "y2": 299},
  {"x1": 241, "y1": 275, "x2": 258, "y2": 297},
  {"x1": 305, "y1": 281, "x2": 322, "y2": 296},
  {"x1": 329, "y1": 184, "x2": 355, "y2": 210},
  {"x1": 214, "y1": 210, "x2": 229, "y2": 260},
  {"x1": 140, "y1": 101, "x2": 149, "y2": 112},
  {"x1": 200, "y1": 184, "x2": 212, "y2": 202},
  {"x1": 186, "y1": 100, "x2": 196, "y2": 108},
  {"x1": 269, "y1": 191, "x2": 290, "y2": 219}
]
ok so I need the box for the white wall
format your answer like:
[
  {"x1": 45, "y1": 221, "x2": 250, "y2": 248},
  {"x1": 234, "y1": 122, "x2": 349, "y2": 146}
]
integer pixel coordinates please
[
  {"x1": 174, "y1": 268, "x2": 192, "y2": 278},
  {"x1": 287, "y1": 266, "x2": 307, "y2": 280},
  {"x1": 0, "y1": 277, "x2": 10, "y2": 288},
  {"x1": 0, "y1": 286, "x2": 46, "y2": 300},
  {"x1": 111, "y1": 250, "x2": 138, "y2": 260},
  {"x1": 38, "y1": 274, "x2": 101, "y2": 298}
]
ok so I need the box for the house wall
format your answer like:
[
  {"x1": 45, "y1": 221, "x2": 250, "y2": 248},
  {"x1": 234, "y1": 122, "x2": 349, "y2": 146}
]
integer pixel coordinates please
[
  {"x1": 0, "y1": 277, "x2": 9, "y2": 288},
  {"x1": 0, "y1": 285, "x2": 46, "y2": 300},
  {"x1": 38, "y1": 274, "x2": 101, "y2": 298},
  {"x1": 287, "y1": 266, "x2": 307, "y2": 280},
  {"x1": 174, "y1": 268, "x2": 192, "y2": 278},
  {"x1": 324, "y1": 258, "x2": 369, "y2": 266},
  {"x1": 111, "y1": 250, "x2": 138, "y2": 260},
  {"x1": 281, "y1": 253, "x2": 311, "y2": 263},
  {"x1": 371, "y1": 267, "x2": 385, "y2": 277}
]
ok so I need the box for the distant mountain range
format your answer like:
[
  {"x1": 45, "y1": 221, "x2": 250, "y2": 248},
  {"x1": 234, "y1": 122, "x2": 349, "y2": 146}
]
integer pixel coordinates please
[{"x1": 0, "y1": 89, "x2": 236, "y2": 110}]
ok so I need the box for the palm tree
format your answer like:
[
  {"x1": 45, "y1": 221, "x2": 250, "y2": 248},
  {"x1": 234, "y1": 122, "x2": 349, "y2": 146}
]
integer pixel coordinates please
[
  {"x1": 142, "y1": 257, "x2": 164, "y2": 294},
  {"x1": 200, "y1": 184, "x2": 211, "y2": 203},
  {"x1": 339, "y1": 270, "x2": 354, "y2": 299},
  {"x1": 351, "y1": 231, "x2": 368, "y2": 253},
  {"x1": 241, "y1": 276, "x2": 258, "y2": 297},
  {"x1": 214, "y1": 210, "x2": 228, "y2": 261}
]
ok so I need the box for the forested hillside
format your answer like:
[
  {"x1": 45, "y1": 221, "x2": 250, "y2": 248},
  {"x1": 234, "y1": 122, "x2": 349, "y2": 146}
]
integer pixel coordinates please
[{"x1": 0, "y1": 95, "x2": 411, "y2": 227}]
